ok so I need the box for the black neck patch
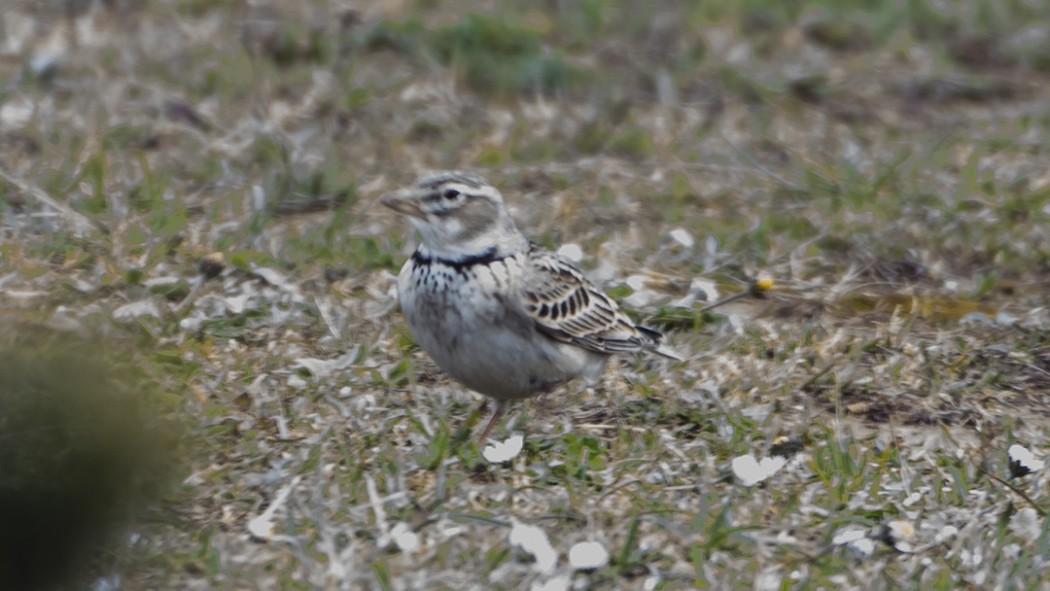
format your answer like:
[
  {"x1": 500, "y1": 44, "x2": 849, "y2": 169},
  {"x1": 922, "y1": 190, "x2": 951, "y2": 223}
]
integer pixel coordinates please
[{"x1": 412, "y1": 246, "x2": 506, "y2": 270}]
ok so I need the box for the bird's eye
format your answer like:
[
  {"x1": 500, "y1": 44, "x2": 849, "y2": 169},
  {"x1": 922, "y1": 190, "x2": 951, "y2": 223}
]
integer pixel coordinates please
[{"x1": 442, "y1": 188, "x2": 461, "y2": 200}]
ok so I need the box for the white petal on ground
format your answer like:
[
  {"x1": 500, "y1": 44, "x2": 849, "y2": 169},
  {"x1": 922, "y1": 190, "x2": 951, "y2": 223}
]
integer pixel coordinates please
[
  {"x1": 832, "y1": 527, "x2": 868, "y2": 546},
  {"x1": 995, "y1": 311, "x2": 1017, "y2": 326},
  {"x1": 483, "y1": 433, "x2": 524, "y2": 463},
  {"x1": 142, "y1": 276, "x2": 183, "y2": 289},
  {"x1": 884, "y1": 520, "x2": 915, "y2": 552},
  {"x1": 1008, "y1": 444, "x2": 1044, "y2": 476},
  {"x1": 832, "y1": 527, "x2": 875, "y2": 557},
  {"x1": 247, "y1": 476, "x2": 301, "y2": 542},
  {"x1": 669, "y1": 228, "x2": 695, "y2": 248},
  {"x1": 568, "y1": 541, "x2": 610, "y2": 570},
  {"x1": 671, "y1": 277, "x2": 718, "y2": 308},
  {"x1": 509, "y1": 520, "x2": 558, "y2": 574},
  {"x1": 934, "y1": 525, "x2": 959, "y2": 544},
  {"x1": 731, "y1": 454, "x2": 787, "y2": 487},
  {"x1": 556, "y1": 243, "x2": 584, "y2": 264},
  {"x1": 113, "y1": 299, "x2": 162, "y2": 321},
  {"x1": 902, "y1": 491, "x2": 923, "y2": 507},
  {"x1": 223, "y1": 293, "x2": 253, "y2": 314},
  {"x1": 294, "y1": 345, "x2": 361, "y2": 379},
  {"x1": 848, "y1": 537, "x2": 876, "y2": 557},
  {"x1": 755, "y1": 567, "x2": 783, "y2": 591},
  {"x1": 530, "y1": 574, "x2": 571, "y2": 591},
  {"x1": 252, "y1": 266, "x2": 293, "y2": 289},
  {"x1": 389, "y1": 522, "x2": 420, "y2": 552},
  {"x1": 625, "y1": 274, "x2": 648, "y2": 292},
  {"x1": 623, "y1": 274, "x2": 660, "y2": 308}
]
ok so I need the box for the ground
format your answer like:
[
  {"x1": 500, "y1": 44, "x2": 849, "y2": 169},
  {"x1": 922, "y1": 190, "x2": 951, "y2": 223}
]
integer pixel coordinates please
[{"x1": 2, "y1": 1, "x2": 1050, "y2": 589}]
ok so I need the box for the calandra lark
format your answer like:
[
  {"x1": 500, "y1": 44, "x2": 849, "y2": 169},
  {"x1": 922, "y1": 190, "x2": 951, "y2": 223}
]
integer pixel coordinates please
[{"x1": 382, "y1": 171, "x2": 681, "y2": 441}]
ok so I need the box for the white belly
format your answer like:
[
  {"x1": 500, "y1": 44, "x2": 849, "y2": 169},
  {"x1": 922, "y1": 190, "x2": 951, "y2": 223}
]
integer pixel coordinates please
[{"x1": 397, "y1": 257, "x2": 607, "y2": 400}]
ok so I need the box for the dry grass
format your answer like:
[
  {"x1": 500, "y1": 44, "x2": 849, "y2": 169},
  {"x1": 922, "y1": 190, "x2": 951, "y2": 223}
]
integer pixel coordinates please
[{"x1": 2, "y1": 1, "x2": 1050, "y2": 589}]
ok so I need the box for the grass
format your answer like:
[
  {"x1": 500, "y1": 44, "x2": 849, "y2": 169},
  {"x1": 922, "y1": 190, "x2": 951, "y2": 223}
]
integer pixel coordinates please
[{"x1": 1, "y1": 0, "x2": 1050, "y2": 589}]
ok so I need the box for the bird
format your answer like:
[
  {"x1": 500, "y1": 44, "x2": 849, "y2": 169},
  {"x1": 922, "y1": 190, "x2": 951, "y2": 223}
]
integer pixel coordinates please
[{"x1": 381, "y1": 171, "x2": 682, "y2": 442}]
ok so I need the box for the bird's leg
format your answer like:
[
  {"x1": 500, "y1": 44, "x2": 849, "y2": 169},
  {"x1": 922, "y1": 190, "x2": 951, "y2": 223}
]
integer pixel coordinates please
[{"x1": 477, "y1": 400, "x2": 506, "y2": 444}]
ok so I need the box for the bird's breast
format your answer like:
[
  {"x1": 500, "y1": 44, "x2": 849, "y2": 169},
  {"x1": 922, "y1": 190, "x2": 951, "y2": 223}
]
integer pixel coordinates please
[{"x1": 395, "y1": 253, "x2": 603, "y2": 399}]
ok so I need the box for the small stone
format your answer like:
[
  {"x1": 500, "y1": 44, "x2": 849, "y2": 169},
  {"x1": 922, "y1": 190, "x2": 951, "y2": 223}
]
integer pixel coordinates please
[{"x1": 198, "y1": 253, "x2": 225, "y2": 279}]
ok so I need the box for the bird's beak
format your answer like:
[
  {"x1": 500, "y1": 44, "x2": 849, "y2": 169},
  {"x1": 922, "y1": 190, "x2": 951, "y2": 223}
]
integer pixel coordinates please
[{"x1": 380, "y1": 189, "x2": 426, "y2": 220}]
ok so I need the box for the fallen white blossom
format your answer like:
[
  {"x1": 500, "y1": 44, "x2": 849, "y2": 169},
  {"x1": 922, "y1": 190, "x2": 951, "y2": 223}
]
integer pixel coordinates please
[
  {"x1": 1008, "y1": 444, "x2": 1044, "y2": 477},
  {"x1": 247, "y1": 476, "x2": 301, "y2": 543},
  {"x1": 883, "y1": 520, "x2": 915, "y2": 552},
  {"x1": 668, "y1": 228, "x2": 695, "y2": 248},
  {"x1": 556, "y1": 243, "x2": 584, "y2": 264},
  {"x1": 509, "y1": 520, "x2": 557, "y2": 574},
  {"x1": 388, "y1": 522, "x2": 420, "y2": 552},
  {"x1": 483, "y1": 433, "x2": 524, "y2": 463},
  {"x1": 569, "y1": 541, "x2": 609, "y2": 570},
  {"x1": 832, "y1": 527, "x2": 874, "y2": 557},
  {"x1": 530, "y1": 574, "x2": 570, "y2": 591},
  {"x1": 113, "y1": 300, "x2": 161, "y2": 321},
  {"x1": 731, "y1": 454, "x2": 787, "y2": 487},
  {"x1": 294, "y1": 345, "x2": 361, "y2": 379}
]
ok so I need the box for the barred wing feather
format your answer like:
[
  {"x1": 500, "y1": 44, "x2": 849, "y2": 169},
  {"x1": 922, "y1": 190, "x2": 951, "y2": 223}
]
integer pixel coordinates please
[{"x1": 523, "y1": 248, "x2": 682, "y2": 360}]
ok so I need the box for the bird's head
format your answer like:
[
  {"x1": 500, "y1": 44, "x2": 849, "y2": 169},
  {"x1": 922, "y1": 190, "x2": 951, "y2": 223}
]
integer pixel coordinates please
[{"x1": 381, "y1": 171, "x2": 526, "y2": 258}]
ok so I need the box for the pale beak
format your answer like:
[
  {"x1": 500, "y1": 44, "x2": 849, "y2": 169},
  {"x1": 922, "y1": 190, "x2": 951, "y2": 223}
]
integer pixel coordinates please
[{"x1": 380, "y1": 189, "x2": 426, "y2": 220}]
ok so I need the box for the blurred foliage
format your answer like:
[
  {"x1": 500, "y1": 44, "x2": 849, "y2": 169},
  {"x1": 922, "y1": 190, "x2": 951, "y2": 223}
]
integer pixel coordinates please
[
  {"x1": 0, "y1": 325, "x2": 181, "y2": 591},
  {"x1": 365, "y1": 13, "x2": 581, "y2": 96},
  {"x1": 429, "y1": 13, "x2": 579, "y2": 95}
]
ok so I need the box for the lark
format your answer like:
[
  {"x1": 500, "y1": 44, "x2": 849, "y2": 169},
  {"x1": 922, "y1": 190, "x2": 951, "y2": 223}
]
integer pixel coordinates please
[{"x1": 381, "y1": 171, "x2": 681, "y2": 441}]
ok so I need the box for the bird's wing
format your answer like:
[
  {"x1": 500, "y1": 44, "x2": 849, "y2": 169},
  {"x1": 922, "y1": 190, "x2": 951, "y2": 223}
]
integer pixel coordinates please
[{"x1": 523, "y1": 247, "x2": 682, "y2": 360}]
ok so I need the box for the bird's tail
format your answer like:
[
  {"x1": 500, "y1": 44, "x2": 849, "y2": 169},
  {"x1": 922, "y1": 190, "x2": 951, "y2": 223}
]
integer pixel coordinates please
[{"x1": 637, "y1": 325, "x2": 684, "y2": 361}]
